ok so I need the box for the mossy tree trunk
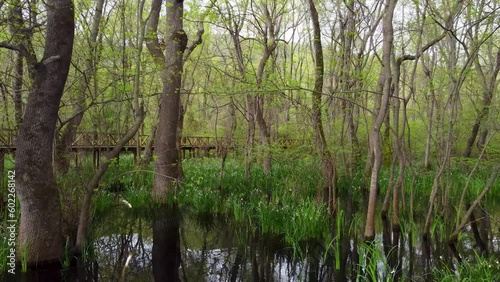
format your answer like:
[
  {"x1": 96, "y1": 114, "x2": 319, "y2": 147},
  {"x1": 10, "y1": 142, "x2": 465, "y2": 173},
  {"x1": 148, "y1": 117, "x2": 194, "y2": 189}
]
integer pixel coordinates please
[{"x1": 308, "y1": 0, "x2": 336, "y2": 215}]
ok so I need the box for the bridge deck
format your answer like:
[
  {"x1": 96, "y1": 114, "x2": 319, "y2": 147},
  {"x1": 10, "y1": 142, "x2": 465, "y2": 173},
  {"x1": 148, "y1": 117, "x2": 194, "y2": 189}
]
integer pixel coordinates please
[{"x1": 0, "y1": 130, "x2": 301, "y2": 153}]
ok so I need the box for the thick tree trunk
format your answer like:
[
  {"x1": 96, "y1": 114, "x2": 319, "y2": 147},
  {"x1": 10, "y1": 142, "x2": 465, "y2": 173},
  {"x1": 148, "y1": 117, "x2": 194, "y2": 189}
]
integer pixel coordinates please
[
  {"x1": 177, "y1": 106, "x2": 185, "y2": 181},
  {"x1": 15, "y1": 0, "x2": 74, "y2": 265},
  {"x1": 151, "y1": 0, "x2": 187, "y2": 201}
]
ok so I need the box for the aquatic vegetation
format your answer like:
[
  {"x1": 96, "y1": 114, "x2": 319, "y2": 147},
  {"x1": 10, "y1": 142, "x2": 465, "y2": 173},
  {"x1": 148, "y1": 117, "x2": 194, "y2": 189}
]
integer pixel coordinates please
[
  {"x1": 432, "y1": 253, "x2": 500, "y2": 281},
  {"x1": 2, "y1": 153, "x2": 496, "y2": 279}
]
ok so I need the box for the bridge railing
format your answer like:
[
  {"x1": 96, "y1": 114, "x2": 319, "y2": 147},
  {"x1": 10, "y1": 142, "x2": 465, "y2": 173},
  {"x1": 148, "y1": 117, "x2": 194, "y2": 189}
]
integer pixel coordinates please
[
  {"x1": 0, "y1": 129, "x2": 303, "y2": 150},
  {"x1": 0, "y1": 129, "x2": 16, "y2": 148}
]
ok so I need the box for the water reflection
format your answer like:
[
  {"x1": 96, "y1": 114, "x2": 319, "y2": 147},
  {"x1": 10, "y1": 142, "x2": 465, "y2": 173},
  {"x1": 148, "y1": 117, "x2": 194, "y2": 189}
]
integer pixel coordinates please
[
  {"x1": 92, "y1": 209, "x2": 330, "y2": 281},
  {"x1": 152, "y1": 204, "x2": 181, "y2": 282},
  {"x1": 1, "y1": 260, "x2": 98, "y2": 282},
  {"x1": 2, "y1": 201, "x2": 498, "y2": 281},
  {"x1": 41, "y1": 204, "x2": 497, "y2": 281}
]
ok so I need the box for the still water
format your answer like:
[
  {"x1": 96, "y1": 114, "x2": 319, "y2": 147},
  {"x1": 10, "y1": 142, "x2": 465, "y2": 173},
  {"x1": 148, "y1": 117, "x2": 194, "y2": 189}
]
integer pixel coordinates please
[{"x1": 4, "y1": 203, "x2": 499, "y2": 281}]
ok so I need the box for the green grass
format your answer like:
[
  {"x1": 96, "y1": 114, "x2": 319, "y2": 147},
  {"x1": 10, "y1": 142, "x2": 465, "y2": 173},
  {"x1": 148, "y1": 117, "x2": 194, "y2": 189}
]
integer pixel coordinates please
[
  {"x1": 432, "y1": 254, "x2": 500, "y2": 281},
  {"x1": 178, "y1": 157, "x2": 328, "y2": 244},
  {"x1": 69, "y1": 154, "x2": 499, "y2": 257},
  {"x1": 357, "y1": 239, "x2": 389, "y2": 282}
]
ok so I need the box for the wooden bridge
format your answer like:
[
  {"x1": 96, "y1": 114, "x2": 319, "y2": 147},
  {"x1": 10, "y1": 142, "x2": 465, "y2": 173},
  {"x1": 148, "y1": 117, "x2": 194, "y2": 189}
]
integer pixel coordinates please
[{"x1": 0, "y1": 129, "x2": 302, "y2": 159}]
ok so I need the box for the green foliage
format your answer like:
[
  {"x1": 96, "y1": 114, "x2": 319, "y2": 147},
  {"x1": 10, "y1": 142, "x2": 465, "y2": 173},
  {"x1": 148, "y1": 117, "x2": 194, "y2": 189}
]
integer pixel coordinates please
[
  {"x1": 179, "y1": 157, "x2": 328, "y2": 247},
  {"x1": 73, "y1": 154, "x2": 500, "y2": 262},
  {"x1": 357, "y1": 240, "x2": 388, "y2": 282},
  {"x1": 19, "y1": 245, "x2": 27, "y2": 273},
  {"x1": 432, "y1": 254, "x2": 500, "y2": 281}
]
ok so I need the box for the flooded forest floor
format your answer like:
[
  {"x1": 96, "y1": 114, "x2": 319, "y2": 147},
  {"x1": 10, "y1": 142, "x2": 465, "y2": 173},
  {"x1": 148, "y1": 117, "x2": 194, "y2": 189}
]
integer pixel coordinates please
[{"x1": 2, "y1": 154, "x2": 500, "y2": 281}]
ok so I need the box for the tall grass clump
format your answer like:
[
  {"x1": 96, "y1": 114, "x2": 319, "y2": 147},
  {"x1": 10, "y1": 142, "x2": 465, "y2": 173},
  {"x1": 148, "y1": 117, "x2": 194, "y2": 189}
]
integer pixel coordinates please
[
  {"x1": 179, "y1": 157, "x2": 330, "y2": 248},
  {"x1": 432, "y1": 254, "x2": 500, "y2": 281},
  {"x1": 0, "y1": 236, "x2": 11, "y2": 273},
  {"x1": 357, "y1": 240, "x2": 392, "y2": 282}
]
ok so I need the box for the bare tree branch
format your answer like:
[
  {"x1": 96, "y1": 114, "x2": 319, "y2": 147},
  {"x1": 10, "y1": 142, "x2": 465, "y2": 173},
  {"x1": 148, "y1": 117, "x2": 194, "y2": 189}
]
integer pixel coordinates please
[{"x1": 0, "y1": 41, "x2": 37, "y2": 66}]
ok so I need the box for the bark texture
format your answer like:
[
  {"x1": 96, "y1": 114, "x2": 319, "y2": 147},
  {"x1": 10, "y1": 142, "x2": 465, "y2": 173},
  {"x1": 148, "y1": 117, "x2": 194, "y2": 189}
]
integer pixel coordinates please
[
  {"x1": 15, "y1": 0, "x2": 74, "y2": 264},
  {"x1": 150, "y1": 0, "x2": 188, "y2": 201},
  {"x1": 308, "y1": 0, "x2": 336, "y2": 215}
]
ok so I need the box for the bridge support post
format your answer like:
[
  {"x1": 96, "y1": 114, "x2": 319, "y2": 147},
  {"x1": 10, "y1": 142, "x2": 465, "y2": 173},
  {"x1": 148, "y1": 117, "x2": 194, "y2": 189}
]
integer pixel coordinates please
[
  {"x1": 93, "y1": 149, "x2": 100, "y2": 169},
  {"x1": 74, "y1": 152, "x2": 79, "y2": 168},
  {"x1": 115, "y1": 149, "x2": 120, "y2": 166}
]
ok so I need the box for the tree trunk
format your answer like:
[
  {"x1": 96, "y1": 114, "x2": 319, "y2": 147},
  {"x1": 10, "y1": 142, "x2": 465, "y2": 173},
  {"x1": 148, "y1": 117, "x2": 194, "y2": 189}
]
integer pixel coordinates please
[
  {"x1": 151, "y1": 0, "x2": 188, "y2": 201},
  {"x1": 153, "y1": 204, "x2": 181, "y2": 281},
  {"x1": 244, "y1": 96, "x2": 256, "y2": 179},
  {"x1": 340, "y1": 0, "x2": 358, "y2": 177},
  {"x1": 420, "y1": 47, "x2": 438, "y2": 169},
  {"x1": 309, "y1": 0, "x2": 336, "y2": 215},
  {"x1": 220, "y1": 6, "x2": 254, "y2": 179},
  {"x1": 253, "y1": 3, "x2": 278, "y2": 175},
  {"x1": 255, "y1": 95, "x2": 272, "y2": 174},
  {"x1": 424, "y1": 85, "x2": 435, "y2": 169},
  {"x1": 132, "y1": 0, "x2": 147, "y2": 164},
  {"x1": 463, "y1": 50, "x2": 500, "y2": 158},
  {"x1": 364, "y1": 0, "x2": 396, "y2": 240},
  {"x1": 54, "y1": 0, "x2": 105, "y2": 174},
  {"x1": 177, "y1": 106, "x2": 185, "y2": 181},
  {"x1": 9, "y1": 0, "x2": 28, "y2": 129},
  {"x1": 15, "y1": 0, "x2": 74, "y2": 265},
  {"x1": 141, "y1": 123, "x2": 157, "y2": 167},
  {"x1": 13, "y1": 55, "x2": 23, "y2": 128}
]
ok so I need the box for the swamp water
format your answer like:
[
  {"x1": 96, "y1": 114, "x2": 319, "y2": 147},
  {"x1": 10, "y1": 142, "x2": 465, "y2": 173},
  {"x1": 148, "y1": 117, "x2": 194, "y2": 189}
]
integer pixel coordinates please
[{"x1": 6, "y1": 202, "x2": 499, "y2": 282}]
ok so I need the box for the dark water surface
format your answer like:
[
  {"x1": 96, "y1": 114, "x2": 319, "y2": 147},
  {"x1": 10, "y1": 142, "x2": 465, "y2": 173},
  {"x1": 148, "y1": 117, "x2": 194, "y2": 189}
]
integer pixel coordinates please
[{"x1": 4, "y1": 203, "x2": 500, "y2": 281}]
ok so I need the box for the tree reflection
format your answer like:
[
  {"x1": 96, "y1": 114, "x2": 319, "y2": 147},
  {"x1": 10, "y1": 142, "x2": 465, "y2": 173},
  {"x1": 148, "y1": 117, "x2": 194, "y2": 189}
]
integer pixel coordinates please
[{"x1": 152, "y1": 204, "x2": 181, "y2": 282}]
